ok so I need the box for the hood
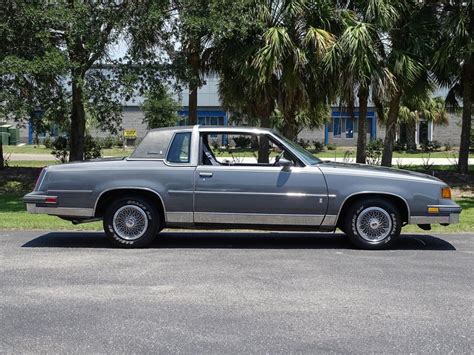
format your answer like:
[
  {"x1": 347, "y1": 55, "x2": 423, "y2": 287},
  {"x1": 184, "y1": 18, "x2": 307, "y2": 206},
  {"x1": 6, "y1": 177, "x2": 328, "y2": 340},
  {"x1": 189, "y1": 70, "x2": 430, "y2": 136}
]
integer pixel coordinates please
[{"x1": 317, "y1": 161, "x2": 444, "y2": 184}]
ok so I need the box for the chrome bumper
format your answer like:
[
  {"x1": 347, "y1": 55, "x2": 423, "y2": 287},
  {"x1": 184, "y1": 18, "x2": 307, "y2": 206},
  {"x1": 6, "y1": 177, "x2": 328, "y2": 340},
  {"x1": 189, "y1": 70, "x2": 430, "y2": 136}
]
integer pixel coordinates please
[
  {"x1": 26, "y1": 203, "x2": 94, "y2": 217},
  {"x1": 409, "y1": 205, "x2": 462, "y2": 225},
  {"x1": 24, "y1": 193, "x2": 94, "y2": 217}
]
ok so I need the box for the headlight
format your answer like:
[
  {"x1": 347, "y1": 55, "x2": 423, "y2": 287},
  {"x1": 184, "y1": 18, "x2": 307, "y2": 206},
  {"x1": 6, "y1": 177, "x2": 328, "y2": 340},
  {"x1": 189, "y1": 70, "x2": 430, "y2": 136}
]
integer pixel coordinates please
[{"x1": 441, "y1": 187, "x2": 452, "y2": 199}]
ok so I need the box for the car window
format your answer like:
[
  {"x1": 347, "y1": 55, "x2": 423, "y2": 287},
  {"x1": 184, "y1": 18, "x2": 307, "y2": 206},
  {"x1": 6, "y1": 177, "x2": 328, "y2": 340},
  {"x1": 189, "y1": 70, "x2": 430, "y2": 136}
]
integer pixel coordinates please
[
  {"x1": 273, "y1": 132, "x2": 321, "y2": 165},
  {"x1": 200, "y1": 132, "x2": 295, "y2": 166},
  {"x1": 167, "y1": 132, "x2": 191, "y2": 163}
]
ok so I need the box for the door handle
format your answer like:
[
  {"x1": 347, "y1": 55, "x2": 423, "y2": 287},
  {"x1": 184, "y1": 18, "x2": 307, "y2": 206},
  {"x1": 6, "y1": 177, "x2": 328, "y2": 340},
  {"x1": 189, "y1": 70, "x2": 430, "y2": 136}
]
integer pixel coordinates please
[{"x1": 199, "y1": 172, "x2": 213, "y2": 178}]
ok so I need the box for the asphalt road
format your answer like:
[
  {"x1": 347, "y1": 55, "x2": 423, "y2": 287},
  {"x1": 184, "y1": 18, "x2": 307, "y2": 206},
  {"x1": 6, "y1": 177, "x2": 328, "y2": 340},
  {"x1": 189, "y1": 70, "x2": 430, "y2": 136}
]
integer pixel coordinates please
[{"x1": 1, "y1": 231, "x2": 473, "y2": 354}]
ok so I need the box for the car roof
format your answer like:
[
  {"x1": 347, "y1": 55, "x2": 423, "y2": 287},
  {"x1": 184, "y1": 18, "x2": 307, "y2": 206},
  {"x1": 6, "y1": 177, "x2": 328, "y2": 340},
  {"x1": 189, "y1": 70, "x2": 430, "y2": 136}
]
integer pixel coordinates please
[{"x1": 149, "y1": 125, "x2": 278, "y2": 135}]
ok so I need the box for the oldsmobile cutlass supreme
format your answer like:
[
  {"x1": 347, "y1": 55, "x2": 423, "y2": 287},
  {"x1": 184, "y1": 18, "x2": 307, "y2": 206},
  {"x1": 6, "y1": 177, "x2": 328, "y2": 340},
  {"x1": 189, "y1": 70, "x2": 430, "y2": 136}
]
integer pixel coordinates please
[{"x1": 24, "y1": 126, "x2": 462, "y2": 249}]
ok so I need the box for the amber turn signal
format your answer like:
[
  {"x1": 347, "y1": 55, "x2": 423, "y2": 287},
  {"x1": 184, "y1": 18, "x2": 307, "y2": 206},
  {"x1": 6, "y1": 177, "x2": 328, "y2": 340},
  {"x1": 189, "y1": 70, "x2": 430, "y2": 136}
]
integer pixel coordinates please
[
  {"x1": 428, "y1": 207, "x2": 439, "y2": 213},
  {"x1": 441, "y1": 187, "x2": 452, "y2": 199}
]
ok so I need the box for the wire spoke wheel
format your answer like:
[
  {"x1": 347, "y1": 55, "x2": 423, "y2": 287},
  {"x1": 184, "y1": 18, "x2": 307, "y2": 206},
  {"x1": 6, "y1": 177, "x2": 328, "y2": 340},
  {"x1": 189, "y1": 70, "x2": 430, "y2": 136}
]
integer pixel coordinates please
[
  {"x1": 112, "y1": 205, "x2": 149, "y2": 241},
  {"x1": 356, "y1": 206, "x2": 392, "y2": 243}
]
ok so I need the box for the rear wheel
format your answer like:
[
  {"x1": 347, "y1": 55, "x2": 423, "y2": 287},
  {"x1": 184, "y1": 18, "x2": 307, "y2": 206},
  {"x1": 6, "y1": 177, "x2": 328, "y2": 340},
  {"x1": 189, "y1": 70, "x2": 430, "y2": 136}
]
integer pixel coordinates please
[
  {"x1": 103, "y1": 196, "x2": 161, "y2": 248},
  {"x1": 343, "y1": 198, "x2": 401, "y2": 250}
]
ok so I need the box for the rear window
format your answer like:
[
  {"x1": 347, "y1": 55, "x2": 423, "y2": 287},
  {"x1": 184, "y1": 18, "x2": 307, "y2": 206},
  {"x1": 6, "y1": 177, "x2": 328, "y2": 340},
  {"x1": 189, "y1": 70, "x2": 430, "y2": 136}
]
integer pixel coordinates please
[
  {"x1": 167, "y1": 132, "x2": 191, "y2": 163},
  {"x1": 130, "y1": 130, "x2": 174, "y2": 159}
]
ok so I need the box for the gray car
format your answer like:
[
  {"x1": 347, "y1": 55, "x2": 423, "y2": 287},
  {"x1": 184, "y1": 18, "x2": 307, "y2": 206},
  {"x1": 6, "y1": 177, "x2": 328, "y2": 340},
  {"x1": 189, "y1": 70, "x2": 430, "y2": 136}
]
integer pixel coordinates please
[{"x1": 24, "y1": 125, "x2": 462, "y2": 249}]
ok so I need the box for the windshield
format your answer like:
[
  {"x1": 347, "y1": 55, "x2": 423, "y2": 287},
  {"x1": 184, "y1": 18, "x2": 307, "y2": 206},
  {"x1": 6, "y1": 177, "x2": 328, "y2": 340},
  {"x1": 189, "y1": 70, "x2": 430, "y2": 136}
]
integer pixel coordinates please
[{"x1": 274, "y1": 132, "x2": 321, "y2": 166}]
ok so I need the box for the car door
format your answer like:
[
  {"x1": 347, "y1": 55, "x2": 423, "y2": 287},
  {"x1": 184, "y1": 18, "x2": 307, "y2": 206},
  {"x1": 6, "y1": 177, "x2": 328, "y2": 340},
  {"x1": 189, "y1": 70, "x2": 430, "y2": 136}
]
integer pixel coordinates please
[{"x1": 193, "y1": 132, "x2": 328, "y2": 226}]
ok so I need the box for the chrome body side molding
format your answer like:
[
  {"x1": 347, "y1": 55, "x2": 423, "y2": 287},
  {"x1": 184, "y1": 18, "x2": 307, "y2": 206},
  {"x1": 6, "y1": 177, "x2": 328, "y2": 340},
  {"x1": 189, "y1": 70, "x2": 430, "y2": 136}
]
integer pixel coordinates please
[{"x1": 194, "y1": 212, "x2": 324, "y2": 226}]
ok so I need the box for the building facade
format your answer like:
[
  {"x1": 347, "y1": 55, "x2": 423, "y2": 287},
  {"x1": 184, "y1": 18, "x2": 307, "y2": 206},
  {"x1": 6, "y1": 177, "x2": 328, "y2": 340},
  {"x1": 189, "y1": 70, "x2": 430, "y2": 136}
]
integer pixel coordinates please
[{"x1": 9, "y1": 76, "x2": 462, "y2": 147}]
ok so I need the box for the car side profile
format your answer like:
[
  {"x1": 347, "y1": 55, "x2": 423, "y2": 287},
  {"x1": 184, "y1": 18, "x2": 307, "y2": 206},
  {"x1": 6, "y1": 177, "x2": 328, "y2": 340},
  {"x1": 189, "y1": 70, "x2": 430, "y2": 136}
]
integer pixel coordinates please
[{"x1": 24, "y1": 125, "x2": 462, "y2": 249}]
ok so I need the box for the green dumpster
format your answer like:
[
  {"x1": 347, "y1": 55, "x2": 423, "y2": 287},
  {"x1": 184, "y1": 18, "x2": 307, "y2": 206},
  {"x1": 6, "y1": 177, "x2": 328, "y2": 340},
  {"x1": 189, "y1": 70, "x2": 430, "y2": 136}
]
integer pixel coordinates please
[
  {"x1": 0, "y1": 124, "x2": 11, "y2": 133},
  {"x1": 7, "y1": 127, "x2": 19, "y2": 145},
  {"x1": 0, "y1": 132, "x2": 10, "y2": 145}
]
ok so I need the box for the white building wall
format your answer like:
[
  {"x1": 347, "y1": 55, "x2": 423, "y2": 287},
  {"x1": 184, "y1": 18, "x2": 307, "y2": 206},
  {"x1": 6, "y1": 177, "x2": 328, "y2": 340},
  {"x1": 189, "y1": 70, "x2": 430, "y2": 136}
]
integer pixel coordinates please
[{"x1": 432, "y1": 113, "x2": 462, "y2": 146}]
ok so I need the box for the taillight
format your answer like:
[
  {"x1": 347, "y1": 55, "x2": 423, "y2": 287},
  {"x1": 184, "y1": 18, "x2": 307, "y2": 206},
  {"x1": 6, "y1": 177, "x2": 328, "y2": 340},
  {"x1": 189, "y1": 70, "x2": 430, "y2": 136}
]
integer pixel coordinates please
[{"x1": 34, "y1": 168, "x2": 47, "y2": 191}]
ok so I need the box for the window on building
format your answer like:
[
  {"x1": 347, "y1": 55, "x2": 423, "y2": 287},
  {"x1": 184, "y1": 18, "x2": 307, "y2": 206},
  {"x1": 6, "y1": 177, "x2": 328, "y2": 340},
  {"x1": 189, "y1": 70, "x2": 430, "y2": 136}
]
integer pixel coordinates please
[
  {"x1": 346, "y1": 118, "x2": 354, "y2": 138},
  {"x1": 167, "y1": 132, "x2": 191, "y2": 163},
  {"x1": 333, "y1": 117, "x2": 342, "y2": 138}
]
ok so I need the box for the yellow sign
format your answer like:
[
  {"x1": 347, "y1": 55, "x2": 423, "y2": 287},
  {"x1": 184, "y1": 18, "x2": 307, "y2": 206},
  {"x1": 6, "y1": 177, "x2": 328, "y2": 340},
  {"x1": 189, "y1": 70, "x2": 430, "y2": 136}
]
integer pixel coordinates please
[{"x1": 123, "y1": 129, "x2": 137, "y2": 139}]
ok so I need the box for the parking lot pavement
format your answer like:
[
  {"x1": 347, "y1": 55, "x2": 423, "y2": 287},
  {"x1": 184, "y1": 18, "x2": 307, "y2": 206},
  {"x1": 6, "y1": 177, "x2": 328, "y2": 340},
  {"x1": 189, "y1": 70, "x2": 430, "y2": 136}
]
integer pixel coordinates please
[{"x1": 1, "y1": 231, "x2": 473, "y2": 354}]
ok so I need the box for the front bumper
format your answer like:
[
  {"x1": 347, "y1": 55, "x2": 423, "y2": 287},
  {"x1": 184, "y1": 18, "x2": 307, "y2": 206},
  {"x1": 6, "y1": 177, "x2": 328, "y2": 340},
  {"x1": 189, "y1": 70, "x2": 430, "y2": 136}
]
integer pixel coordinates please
[{"x1": 409, "y1": 205, "x2": 462, "y2": 225}]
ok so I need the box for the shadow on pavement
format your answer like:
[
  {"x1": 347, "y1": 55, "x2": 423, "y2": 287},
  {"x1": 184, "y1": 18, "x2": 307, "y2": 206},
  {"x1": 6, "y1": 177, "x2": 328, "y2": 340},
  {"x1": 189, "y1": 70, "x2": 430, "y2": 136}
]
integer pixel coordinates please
[{"x1": 21, "y1": 231, "x2": 456, "y2": 251}]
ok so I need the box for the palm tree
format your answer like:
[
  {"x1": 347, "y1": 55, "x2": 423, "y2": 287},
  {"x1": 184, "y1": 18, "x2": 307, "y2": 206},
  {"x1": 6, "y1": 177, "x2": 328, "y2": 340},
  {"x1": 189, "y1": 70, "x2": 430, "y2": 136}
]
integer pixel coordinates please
[
  {"x1": 398, "y1": 96, "x2": 449, "y2": 150},
  {"x1": 250, "y1": 0, "x2": 338, "y2": 139},
  {"x1": 325, "y1": 1, "x2": 398, "y2": 163},
  {"x1": 432, "y1": 0, "x2": 472, "y2": 174},
  {"x1": 380, "y1": 0, "x2": 436, "y2": 166}
]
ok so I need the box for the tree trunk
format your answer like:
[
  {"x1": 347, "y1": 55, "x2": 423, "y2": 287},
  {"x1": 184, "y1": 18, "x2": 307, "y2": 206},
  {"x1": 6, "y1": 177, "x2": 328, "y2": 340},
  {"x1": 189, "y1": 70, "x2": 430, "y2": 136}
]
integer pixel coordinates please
[
  {"x1": 356, "y1": 86, "x2": 369, "y2": 164},
  {"x1": 406, "y1": 120, "x2": 417, "y2": 152},
  {"x1": 188, "y1": 51, "x2": 200, "y2": 125},
  {"x1": 381, "y1": 91, "x2": 402, "y2": 167},
  {"x1": 458, "y1": 59, "x2": 473, "y2": 174},
  {"x1": 281, "y1": 112, "x2": 298, "y2": 141},
  {"x1": 0, "y1": 138, "x2": 4, "y2": 169},
  {"x1": 188, "y1": 82, "x2": 198, "y2": 125},
  {"x1": 69, "y1": 73, "x2": 86, "y2": 162}
]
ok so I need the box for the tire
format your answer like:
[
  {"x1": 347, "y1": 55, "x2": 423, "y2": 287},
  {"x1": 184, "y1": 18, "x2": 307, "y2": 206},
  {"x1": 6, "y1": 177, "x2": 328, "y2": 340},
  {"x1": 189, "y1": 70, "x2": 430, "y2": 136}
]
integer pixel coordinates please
[
  {"x1": 103, "y1": 196, "x2": 161, "y2": 248},
  {"x1": 343, "y1": 198, "x2": 401, "y2": 250}
]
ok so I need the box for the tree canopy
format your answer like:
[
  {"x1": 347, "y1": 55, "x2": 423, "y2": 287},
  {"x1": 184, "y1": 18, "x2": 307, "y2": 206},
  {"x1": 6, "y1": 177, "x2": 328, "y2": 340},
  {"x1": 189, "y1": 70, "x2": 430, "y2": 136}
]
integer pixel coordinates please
[{"x1": 0, "y1": 0, "x2": 471, "y2": 173}]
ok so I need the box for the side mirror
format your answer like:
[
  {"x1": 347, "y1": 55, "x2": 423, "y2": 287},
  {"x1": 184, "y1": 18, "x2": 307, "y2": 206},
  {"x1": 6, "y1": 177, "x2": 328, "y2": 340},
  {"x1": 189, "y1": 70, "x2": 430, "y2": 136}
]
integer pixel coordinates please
[{"x1": 278, "y1": 157, "x2": 293, "y2": 170}]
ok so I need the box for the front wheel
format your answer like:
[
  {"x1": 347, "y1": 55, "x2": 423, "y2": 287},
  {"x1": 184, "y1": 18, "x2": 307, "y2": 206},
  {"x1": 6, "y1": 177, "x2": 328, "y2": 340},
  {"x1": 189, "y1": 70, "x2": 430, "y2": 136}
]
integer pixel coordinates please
[
  {"x1": 343, "y1": 199, "x2": 401, "y2": 250},
  {"x1": 103, "y1": 196, "x2": 161, "y2": 248}
]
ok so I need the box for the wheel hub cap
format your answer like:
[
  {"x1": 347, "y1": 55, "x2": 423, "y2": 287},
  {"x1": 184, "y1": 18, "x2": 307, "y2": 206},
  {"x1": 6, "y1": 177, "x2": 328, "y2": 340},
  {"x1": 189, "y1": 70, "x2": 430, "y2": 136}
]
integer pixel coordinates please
[
  {"x1": 356, "y1": 207, "x2": 392, "y2": 243},
  {"x1": 113, "y1": 205, "x2": 148, "y2": 241}
]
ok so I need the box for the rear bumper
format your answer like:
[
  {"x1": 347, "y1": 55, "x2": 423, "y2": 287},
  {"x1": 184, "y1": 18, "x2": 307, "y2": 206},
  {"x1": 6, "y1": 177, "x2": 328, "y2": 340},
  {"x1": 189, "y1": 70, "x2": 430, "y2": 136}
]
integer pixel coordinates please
[
  {"x1": 25, "y1": 204, "x2": 94, "y2": 217},
  {"x1": 24, "y1": 193, "x2": 94, "y2": 217},
  {"x1": 409, "y1": 205, "x2": 462, "y2": 225}
]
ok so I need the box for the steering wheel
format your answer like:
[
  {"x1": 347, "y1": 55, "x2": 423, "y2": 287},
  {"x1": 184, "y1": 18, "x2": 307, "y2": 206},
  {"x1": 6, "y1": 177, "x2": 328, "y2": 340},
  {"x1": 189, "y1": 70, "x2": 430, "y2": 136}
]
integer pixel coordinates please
[{"x1": 273, "y1": 151, "x2": 285, "y2": 166}]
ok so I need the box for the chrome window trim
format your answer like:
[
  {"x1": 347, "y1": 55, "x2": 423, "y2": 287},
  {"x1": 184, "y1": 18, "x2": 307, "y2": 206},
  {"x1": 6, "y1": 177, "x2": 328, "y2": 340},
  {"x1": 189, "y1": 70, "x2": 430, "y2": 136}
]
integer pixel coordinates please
[
  {"x1": 164, "y1": 130, "x2": 194, "y2": 167},
  {"x1": 197, "y1": 129, "x2": 306, "y2": 167}
]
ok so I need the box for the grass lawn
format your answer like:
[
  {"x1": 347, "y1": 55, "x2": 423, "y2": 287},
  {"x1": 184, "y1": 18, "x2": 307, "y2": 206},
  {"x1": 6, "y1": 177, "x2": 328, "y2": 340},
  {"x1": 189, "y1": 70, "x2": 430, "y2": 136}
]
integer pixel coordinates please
[
  {"x1": 3, "y1": 144, "x2": 134, "y2": 157},
  {"x1": 1, "y1": 165, "x2": 472, "y2": 233}
]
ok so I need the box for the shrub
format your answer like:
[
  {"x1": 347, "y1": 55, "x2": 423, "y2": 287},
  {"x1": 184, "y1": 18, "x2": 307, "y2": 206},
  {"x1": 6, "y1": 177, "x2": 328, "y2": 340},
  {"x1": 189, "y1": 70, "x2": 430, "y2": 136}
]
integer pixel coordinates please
[
  {"x1": 366, "y1": 139, "x2": 384, "y2": 165},
  {"x1": 297, "y1": 138, "x2": 310, "y2": 149},
  {"x1": 99, "y1": 136, "x2": 115, "y2": 149},
  {"x1": 312, "y1": 141, "x2": 325, "y2": 153},
  {"x1": 84, "y1": 135, "x2": 102, "y2": 160},
  {"x1": 50, "y1": 135, "x2": 102, "y2": 162},
  {"x1": 393, "y1": 140, "x2": 406, "y2": 152},
  {"x1": 444, "y1": 141, "x2": 452, "y2": 151},
  {"x1": 51, "y1": 136, "x2": 69, "y2": 163},
  {"x1": 43, "y1": 136, "x2": 53, "y2": 149},
  {"x1": 326, "y1": 143, "x2": 337, "y2": 151},
  {"x1": 233, "y1": 136, "x2": 252, "y2": 149},
  {"x1": 421, "y1": 140, "x2": 441, "y2": 152}
]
